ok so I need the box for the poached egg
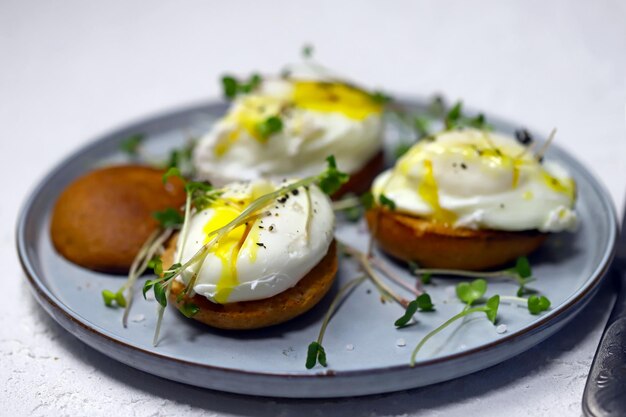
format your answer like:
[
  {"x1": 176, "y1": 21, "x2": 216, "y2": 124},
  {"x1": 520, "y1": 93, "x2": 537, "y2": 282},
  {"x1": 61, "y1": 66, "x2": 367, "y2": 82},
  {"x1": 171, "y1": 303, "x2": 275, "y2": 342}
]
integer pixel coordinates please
[
  {"x1": 175, "y1": 179, "x2": 335, "y2": 304},
  {"x1": 193, "y1": 78, "x2": 384, "y2": 185},
  {"x1": 372, "y1": 128, "x2": 577, "y2": 232}
]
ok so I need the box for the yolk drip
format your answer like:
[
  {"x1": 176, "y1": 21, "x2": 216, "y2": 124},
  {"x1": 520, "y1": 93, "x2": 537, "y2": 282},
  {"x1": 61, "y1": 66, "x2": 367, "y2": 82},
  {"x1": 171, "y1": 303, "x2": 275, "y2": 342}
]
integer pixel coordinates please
[
  {"x1": 417, "y1": 160, "x2": 457, "y2": 225},
  {"x1": 292, "y1": 81, "x2": 383, "y2": 120},
  {"x1": 202, "y1": 199, "x2": 259, "y2": 304},
  {"x1": 542, "y1": 172, "x2": 576, "y2": 200}
]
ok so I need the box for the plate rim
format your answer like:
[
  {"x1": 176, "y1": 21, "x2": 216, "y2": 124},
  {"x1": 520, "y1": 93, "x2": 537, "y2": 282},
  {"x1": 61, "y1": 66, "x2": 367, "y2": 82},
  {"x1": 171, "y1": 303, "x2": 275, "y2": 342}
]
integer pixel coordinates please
[{"x1": 15, "y1": 98, "x2": 619, "y2": 383}]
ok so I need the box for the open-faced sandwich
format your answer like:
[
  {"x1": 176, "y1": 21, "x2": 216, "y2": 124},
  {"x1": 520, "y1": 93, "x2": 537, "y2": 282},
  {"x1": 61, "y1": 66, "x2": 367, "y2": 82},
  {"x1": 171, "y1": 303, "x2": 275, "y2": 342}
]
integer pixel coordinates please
[
  {"x1": 162, "y1": 178, "x2": 337, "y2": 329},
  {"x1": 193, "y1": 72, "x2": 386, "y2": 197},
  {"x1": 367, "y1": 128, "x2": 578, "y2": 270}
]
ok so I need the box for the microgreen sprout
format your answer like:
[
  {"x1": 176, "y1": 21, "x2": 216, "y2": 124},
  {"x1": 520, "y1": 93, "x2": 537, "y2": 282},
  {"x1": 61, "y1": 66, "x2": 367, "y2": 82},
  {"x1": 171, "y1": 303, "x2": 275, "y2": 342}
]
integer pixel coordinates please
[
  {"x1": 305, "y1": 276, "x2": 366, "y2": 369},
  {"x1": 302, "y1": 44, "x2": 314, "y2": 59},
  {"x1": 410, "y1": 293, "x2": 500, "y2": 366},
  {"x1": 444, "y1": 101, "x2": 490, "y2": 131},
  {"x1": 409, "y1": 257, "x2": 537, "y2": 296},
  {"x1": 378, "y1": 194, "x2": 396, "y2": 210},
  {"x1": 119, "y1": 133, "x2": 144, "y2": 157},
  {"x1": 528, "y1": 295, "x2": 551, "y2": 314},
  {"x1": 152, "y1": 208, "x2": 184, "y2": 229},
  {"x1": 394, "y1": 293, "x2": 435, "y2": 328},
  {"x1": 256, "y1": 115, "x2": 283, "y2": 139},
  {"x1": 221, "y1": 73, "x2": 263, "y2": 99},
  {"x1": 102, "y1": 289, "x2": 126, "y2": 308},
  {"x1": 455, "y1": 278, "x2": 487, "y2": 307}
]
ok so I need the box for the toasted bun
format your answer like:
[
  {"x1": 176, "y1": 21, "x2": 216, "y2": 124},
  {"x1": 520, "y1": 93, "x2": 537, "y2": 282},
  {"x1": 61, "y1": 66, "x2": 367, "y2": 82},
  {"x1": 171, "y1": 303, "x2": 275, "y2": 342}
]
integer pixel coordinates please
[
  {"x1": 163, "y1": 239, "x2": 338, "y2": 330},
  {"x1": 334, "y1": 151, "x2": 384, "y2": 199},
  {"x1": 50, "y1": 165, "x2": 186, "y2": 273},
  {"x1": 365, "y1": 208, "x2": 547, "y2": 270}
]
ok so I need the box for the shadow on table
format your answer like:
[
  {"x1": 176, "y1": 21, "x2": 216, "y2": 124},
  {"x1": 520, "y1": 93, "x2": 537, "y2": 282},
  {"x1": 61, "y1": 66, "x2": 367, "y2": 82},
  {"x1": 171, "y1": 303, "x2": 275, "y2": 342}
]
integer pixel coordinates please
[{"x1": 24, "y1": 275, "x2": 615, "y2": 417}]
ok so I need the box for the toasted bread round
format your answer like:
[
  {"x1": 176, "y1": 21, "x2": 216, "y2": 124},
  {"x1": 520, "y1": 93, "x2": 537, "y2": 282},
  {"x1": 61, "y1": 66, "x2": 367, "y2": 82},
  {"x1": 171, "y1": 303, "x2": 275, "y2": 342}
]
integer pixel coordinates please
[
  {"x1": 334, "y1": 151, "x2": 384, "y2": 199},
  {"x1": 50, "y1": 165, "x2": 186, "y2": 273},
  {"x1": 365, "y1": 208, "x2": 547, "y2": 270},
  {"x1": 163, "y1": 239, "x2": 338, "y2": 329}
]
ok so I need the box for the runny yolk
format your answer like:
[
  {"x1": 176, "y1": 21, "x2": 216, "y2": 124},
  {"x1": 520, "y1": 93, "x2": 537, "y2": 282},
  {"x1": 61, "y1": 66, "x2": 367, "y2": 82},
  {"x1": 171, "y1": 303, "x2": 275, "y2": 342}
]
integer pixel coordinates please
[
  {"x1": 202, "y1": 200, "x2": 259, "y2": 304},
  {"x1": 214, "y1": 80, "x2": 383, "y2": 156},
  {"x1": 417, "y1": 160, "x2": 457, "y2": 225},
  {"x1": 292, "y1": 81, "x2": 383, "y2": 120}
]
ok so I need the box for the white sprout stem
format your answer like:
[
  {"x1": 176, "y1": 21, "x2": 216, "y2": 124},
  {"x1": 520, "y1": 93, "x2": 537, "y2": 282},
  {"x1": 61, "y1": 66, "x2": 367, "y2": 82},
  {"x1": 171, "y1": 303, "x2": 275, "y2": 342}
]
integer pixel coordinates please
[
  {"x1": 122, "y1": 227, "x2": 174, "y2": 327},
  {"x1": 370, "y1": 257, "x2": 422, "y2": 296},
  {"x1": 331, "y1": 196, "x2": 361, "y2": 211},
  {"x1": 535, "y1": 128, "x2": 557, "y2": 161},
  {"x1": 317, "y1": 276, "x2": 366, "y2": 345},
  {"x1": 411, "y1": 268, "x2": 518, "y2": 279},
  {"x1": 340, "y1": 242, "x2": 411, "y2": 307},
  {"x1": 359, "y1": 256, "x2": 408, "y2": 307}
]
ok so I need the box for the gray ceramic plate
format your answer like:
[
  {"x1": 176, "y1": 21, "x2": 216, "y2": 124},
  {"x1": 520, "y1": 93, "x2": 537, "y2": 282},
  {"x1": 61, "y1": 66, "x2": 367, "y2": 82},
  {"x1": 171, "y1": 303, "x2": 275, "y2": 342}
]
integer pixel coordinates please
[{"x1": 17, "y1": 100, "x2": 617, "y2": 398}]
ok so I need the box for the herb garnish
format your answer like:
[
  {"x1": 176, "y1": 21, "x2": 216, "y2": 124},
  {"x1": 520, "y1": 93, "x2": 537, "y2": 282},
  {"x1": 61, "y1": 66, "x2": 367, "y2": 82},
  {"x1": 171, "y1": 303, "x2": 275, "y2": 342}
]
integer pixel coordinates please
[
  {"x1": 409, "y1": 281, "x2": 500, "y2": 366},
  {"x1": 120, "y1": 134, "x2": 144, "y2": 157},
  {"x1": 305, "y1": 276, "x2": 366, "y2": 369},
  {"x1": 256, "y1": 115, "x2": 284, "y2": 139},
  {"x1": 221, "y1": 73, "x2": 263, "y2": 99},
  {"x1": 394, "y1": 293, "x2": 435, "y2": 328},
  {"x1": 444, "y1": 101, "x2": 490, "y2": 131},
  {"x1": 152, "y1": 208, "x2": 184, "y2": 229}
]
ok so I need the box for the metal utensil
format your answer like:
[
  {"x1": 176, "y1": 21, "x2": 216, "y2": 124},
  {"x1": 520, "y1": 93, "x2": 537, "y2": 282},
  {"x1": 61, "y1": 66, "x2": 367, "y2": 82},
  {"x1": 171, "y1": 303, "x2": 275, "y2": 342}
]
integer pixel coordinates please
[{"x1": 582, "y1": 204, "x2": 626, "y2": 416}]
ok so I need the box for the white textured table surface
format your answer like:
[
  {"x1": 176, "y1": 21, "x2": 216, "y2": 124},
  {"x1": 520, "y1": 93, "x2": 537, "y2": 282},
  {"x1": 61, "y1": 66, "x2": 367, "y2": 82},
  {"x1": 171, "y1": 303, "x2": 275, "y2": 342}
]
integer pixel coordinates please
[{"x1": 2, "y1": 1, "x2": 626, "y2": 416}]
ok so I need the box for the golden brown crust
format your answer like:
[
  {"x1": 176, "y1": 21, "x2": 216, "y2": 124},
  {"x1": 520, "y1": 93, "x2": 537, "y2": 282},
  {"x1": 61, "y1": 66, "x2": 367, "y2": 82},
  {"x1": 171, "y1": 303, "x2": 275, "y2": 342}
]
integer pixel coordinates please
[
  {"x1": 50, "y1": 165, "x2": 186, "y2": 273},
  {"x1": 164, "y1": 239, "x2": 338, "y2": 330},
  {"x1": 365, "y1": 208, "x2": 547, "y2": 270},
  {"x1": 333, "y1": 151, "x2": 385, "y2": 199}
]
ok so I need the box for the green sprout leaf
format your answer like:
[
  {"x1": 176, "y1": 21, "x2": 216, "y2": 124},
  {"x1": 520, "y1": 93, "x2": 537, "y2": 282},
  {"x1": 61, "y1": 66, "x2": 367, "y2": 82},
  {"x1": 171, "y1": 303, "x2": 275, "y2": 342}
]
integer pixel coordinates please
[
  {"x1": 162, "y1": 167, "x2": 182, "y2": 184},
  {"x1": 256, "y1": 115, "x2": 283, "y2": 139},
  {"x1": 416, "y1": 293, "x2": 435, "y2": 311},
  {"x1": 528, "y1": 295, "x2": 551, "y2": 315},
  {"x1": 514, "y1": 256, "x2": 532, "y2": 278},
  {"x1": 147, "y1": 256, "x2": 163, "y2": 276},
  {"x1": 152, "y1": 208, "x2": 184, "y2": 229},
  {"x1": 420, "y1": 272, "x2": 432, "y2": 285},
  {"x1": 444, "y1": 100, "x2": 490, "y2": 131},
  {"x1": 445, "y1": 102, "x2": 463, "y2": 129},
  {"x1": 305, "y1": 341, "x2": 327, "y2": 369},
  {"x1": 153, "y1": 282, "x2": 167, "y2": 308},
  {"x1": 379, "y1": 194, "x2": 396, "y2": 210},
  {"x1": 302, "y1": 44, "x2": 314, "y2": 58},
  {"x1": 360, "y1": 191, "x2": 374, "y2": 210},
  {"x1": 180, "y1": 303, "x2": 200, "y2": 318},
  {"x1": 484, "y1": 295, "x2": 500, "y2": 323},
  {"x1": 120, "y1": 134, "x2": 144, "y2": 157},
  {"x1": 369, "y1": 90, "x2": 392, "y2": 104},
  {"x1": 102, "y1": 290, "x2": 116, "y2": 307},
  {"x1": 115, "y1": 290, "x2": 127, "y2": 308},
  {"x1": 143, "y1": 279, "x2": 156, "y2": 299},
  {"x1": 318, "y1": 155, "x2": 349, "y2": 195},
  {"x1": 395, "y1": 294, "x2": 435, "y2": 328},
  {"x1": 394, "y1": 143, "x2": 412, "y2": 159},
  {"x1": 102, "y1": 289, "x2": 125, "y2": 308},
  {"x1": 221, "y1": 73, "x2": 263, "y2": 99},
  {"x1": 414, "y1": 116, "x2": 431, "y2": 139},
  {"x1": 221, "y1": 76, "x2": 238, "y2": 99},
  {"x1": 456, "y1": 279, "x2": 487, "y2": 306}
]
